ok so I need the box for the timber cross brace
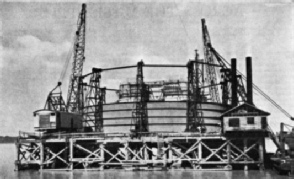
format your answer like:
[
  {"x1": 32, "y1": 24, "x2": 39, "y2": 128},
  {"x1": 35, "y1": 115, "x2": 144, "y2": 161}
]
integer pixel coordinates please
[{"x1": 15, "y1": 136, "x2": 265, "y2": 171}]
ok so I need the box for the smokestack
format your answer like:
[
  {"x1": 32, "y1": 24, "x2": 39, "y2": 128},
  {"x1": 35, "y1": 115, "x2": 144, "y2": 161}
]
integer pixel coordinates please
[
  {"x1": 231, "y1": 58, "x2": 238, "y2": 107},
  {"x1": 246, "y1": 57, "x2": 253, "y2": 105}
]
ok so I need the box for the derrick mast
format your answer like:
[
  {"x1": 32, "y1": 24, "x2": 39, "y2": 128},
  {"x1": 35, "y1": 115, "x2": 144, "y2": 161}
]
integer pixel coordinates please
[
  {"x1": 201, "y1": 19, "x2": 247, "y2": 105},
  {"x1": 67, "y1": 4, "x2": 87, "y2": 113},
  {"x1": 202, "y1": 19, "x2": 220, "y2": 103},
  {"x1": 186, "y1": 51, "x2": 205, "y2": 132},
  {"x1": 132, "y1": 61, "x2": 149, "y2": 133}
]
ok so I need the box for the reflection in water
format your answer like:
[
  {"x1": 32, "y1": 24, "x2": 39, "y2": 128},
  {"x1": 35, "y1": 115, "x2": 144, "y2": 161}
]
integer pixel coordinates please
[
  {"x1": 0, "y1": 144, "x2": 288, "y2": 179},
  {"x1": 40, "y1": 171, "x2": 74, "y2": 179},
  {"x1": 244, "y1": 170, "x2": 249, "y2": 178},
  {"x1": 37, "y1": 170, "x2": 288, "y2": 179},
  {"x1": 225, "y1": 171, "x2": 233, "y2": 179},
  {"x1": 8, "y1": 170, "x2": 283, "y2": 179}
]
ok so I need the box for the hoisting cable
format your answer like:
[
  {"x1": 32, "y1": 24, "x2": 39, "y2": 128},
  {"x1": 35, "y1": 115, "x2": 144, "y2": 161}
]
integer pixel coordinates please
[
  {"x1": 58, "y1": 30, "x2": 76, "y2": 83},
  {"x1": 58, "y1": 8, "x2": 84, "y2": 84},
  {"x1": 172, "y1": 0, "x2": 193, "y2": 46}
]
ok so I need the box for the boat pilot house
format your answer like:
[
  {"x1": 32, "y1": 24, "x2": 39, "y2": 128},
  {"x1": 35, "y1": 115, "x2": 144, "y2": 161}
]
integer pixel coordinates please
[{"x1": 221, "y1": 103, "x2": 270, "y2": 134}]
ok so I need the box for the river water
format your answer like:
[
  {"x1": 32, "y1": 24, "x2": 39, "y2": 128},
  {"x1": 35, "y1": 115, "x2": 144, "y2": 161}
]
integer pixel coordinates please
[{"x1": 0, "y1": 144, "x2": 290, "y2": 179}]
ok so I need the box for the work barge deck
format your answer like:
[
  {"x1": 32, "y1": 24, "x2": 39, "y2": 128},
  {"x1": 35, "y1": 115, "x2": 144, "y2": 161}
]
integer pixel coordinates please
[
  {"x1": 15, "y1": 131, "x2": 266, "y2": 171},
  {"x1": 15, "y1": 4, "x2": 272, "y2": 172}
]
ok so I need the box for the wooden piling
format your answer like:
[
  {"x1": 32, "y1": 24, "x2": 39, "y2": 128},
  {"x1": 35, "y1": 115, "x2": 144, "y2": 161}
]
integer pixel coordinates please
[
  {"x1": 244, "y1": 138, "x2": 248, "y2": 171},
  {"x1": 259, "y1": 138, "x2": 264, "y2": 170}
]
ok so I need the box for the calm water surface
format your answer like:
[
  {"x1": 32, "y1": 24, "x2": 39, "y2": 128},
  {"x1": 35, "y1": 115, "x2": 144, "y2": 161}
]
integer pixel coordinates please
[{"x1": 0, "y1": 144, "x2": 290, "y2": 179}]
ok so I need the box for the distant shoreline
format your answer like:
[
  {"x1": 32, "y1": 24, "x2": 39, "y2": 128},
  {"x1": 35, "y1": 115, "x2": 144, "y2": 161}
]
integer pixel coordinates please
[{"x1": 0, "y1": 136, "x2": 18, "y2": 144}]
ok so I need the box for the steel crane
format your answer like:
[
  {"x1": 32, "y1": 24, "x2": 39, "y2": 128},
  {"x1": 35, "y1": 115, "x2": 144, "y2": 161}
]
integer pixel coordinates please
[
  {"x1": 66, "y1": 3, "x2": 87, "y2": 113},
  {"x1": 44, "y1": 4, "x2": 86, "y2": 114},
  {"x1": 202, "y1": 18, "x2": 293, "y2": 120}
]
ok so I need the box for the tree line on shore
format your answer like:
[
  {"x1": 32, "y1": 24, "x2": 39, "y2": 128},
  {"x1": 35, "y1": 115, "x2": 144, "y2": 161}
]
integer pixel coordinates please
[{"x1": 0, "y1": 136, "x2": 17, "y2": 143}]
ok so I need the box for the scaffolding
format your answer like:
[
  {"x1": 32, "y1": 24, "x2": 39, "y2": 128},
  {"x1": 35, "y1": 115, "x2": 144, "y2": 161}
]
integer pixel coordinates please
[
  {"x1": 14, "y1": 3, "x2": 283, "y2": 173},
  {"x1": 118, "y1": 80, "x2": 187, "y2": 102},
  {"x1": 15, "y1": 132, "x2": 265, "y2": 171}
]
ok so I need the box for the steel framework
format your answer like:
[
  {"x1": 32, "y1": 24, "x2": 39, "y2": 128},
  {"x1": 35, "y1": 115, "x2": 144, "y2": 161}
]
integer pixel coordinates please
[
  {"x1": 220, "y1": 68, "x2": 231, "y2": 105},
  {"x1": 201, "y1": 19, "x2": 247, "y2": 105},
  {"x1": 132, "y1": 61, "x2": 149, "y2": 133},
  {"x1": 186, "y1": 51, "x2": 205, "y2": 132},
  {"x1": 15, "y1": 133, "x2": 265, "y2": 171},
  {"x1": 44, "y1": 82, "x2": 66, "y2": 111},
  {"x1": 82, "y1": 69, "x2": 105, "y2": 132}
]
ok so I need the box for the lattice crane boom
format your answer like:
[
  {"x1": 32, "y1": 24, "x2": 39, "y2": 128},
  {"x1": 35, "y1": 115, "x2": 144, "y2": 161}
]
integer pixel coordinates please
[
  {"x1": 209, "y1": 46, "x2": 247, "y2": 103},
  {"x1": 66, "y1": 4, "x2": 87, "y2": 113},
  {"x1": 202, "y1": 19, "x2": 247, "y2": 104},
  {"x1": 202, "y1": 19, "x2": 293, "y2": 120},
  {"x1": 201, "y1": 19, "x2": 221, "y2": 103}
]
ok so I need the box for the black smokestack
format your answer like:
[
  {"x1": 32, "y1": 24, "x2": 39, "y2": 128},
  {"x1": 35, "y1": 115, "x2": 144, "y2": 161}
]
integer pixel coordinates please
[
  {"x1": 231, "y1": 58, "x2": 238, "y2": 107},
  {"x1": 246, "y1": 57, "x2": 253, "y2": 105}
]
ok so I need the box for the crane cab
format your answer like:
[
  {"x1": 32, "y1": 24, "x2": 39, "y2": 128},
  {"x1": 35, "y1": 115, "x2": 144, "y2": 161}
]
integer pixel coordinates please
[
  {"x1": 221, "y1": 103, "x2": 270, "y2": 134},
  {"x1": 33, "y1": 109, "x2": 83, "y2": 132}
]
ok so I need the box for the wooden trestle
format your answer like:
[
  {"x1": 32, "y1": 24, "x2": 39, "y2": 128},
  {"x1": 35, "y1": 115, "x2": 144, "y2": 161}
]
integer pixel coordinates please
[{"x1": 15, "y1": 132, "x2": 265, "y2": 171}]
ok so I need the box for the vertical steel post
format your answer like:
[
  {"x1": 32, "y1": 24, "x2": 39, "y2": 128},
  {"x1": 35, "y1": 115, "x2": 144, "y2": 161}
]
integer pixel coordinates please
[
  {"x1": 168, "y1": 142, "x2": 172, "y2": 164},
  {"x1": 78, "y1": 77, "x2": 84, "y2": 114},
  {"x1": 92, "y1": 71, "x2": 101, "y2": 132},
  {"x1": 143, "y1": 142, "x2": 148, "y2": 160},
  {"x1": 231, "y1": 58, "x2": 238, "y2": 106},
  {"x1": 226, "y1": 140, "x2": 231, "y2": 168},
  {"x1": 132, "y1": 61, "x2": 148, "y2": 133},
  {"x1": 259, "y1": 138, "x2": 265, "y2": 170},
  {"x1": 186, "y1": 60, "x2": 194, "y2": 131},
  {"x1": 69, "y1": 138, "x2": 73, "y2": 170},
  {"x1": 246, "y1": 57, "x2": 253, "y2": 105},
  {"x1": 186, "y1": 51, "x2": 204, "y2": 132},
  {"x1": 98, "y1": 87, "x2": 105, "y2": 131},
  {"x1": 280, "y1": 123, "x2": 285, "y2": 158},
  {"x1": 221, "y1": 77, "x2": 229, "y2": 105},
  {"x1": 198, "y1": 139, "x2": 202, "y2": 163},
  {"x1": 163, "y1": 148, "x2": 167, "y2": 167},
  {"x1": 124, "y1": 142, "x2": 130, "y2": 160},
  {"x1": 99, "y1": 143, "x2": 105, "y2": 170},
  {"x1": 244, "y1": 138, "x2": 248, "y2": 171},
  {"x1": 40, "y1": 141, "x2": 44, "y2": 170}
]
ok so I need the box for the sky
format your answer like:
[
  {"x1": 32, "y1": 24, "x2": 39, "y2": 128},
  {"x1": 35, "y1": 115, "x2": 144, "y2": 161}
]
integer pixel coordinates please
[{"x1": 0, "y1": 0, "x2": 294, "y2": 136}]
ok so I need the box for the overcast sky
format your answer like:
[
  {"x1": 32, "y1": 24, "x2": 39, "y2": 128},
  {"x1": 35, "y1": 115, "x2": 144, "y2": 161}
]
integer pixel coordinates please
[{"x1": 0, "y1": 0, "x2": 294, "y2": 136}]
